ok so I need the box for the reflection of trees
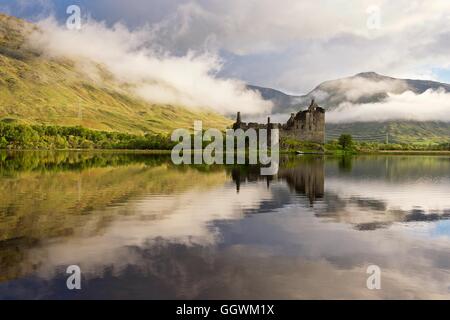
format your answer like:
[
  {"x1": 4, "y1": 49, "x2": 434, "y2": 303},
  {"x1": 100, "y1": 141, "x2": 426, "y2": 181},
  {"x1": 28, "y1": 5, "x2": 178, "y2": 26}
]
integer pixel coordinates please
[{"x1": 338, "y1": 156, "x2": 353, "y2": 173}]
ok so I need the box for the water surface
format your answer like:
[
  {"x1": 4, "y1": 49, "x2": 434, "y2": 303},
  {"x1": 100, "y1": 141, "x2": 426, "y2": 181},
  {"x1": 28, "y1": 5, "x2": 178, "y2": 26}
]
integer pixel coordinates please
[{"x1": 0, "y1": 151, "x2": 449, "y2": 299}]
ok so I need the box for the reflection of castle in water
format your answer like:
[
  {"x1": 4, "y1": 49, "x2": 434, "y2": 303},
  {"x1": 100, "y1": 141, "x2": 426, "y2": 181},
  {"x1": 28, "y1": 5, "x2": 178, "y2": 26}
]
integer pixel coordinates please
[
  {"x1": 231, "y1": 157, "x2": 325, "y2": 206},
  {"x1": 278, "y1": 159, "x2": 324, "y2": 205}
]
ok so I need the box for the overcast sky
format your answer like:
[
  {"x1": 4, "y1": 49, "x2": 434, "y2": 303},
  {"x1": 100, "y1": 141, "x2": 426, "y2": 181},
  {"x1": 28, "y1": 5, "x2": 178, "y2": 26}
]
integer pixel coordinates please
[{"x1": 1, "y1": 0, "x2": 450, "y2": 94}]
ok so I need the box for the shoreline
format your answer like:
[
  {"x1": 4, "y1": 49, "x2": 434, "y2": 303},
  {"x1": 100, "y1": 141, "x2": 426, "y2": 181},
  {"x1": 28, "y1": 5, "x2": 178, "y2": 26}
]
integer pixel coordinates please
[
  {"x1": 0, "y1": 149, "x2": 173, "y2": 154},
  {"x1": 2, "y1": 148, "x2": 450, "y2": 156},
  {"x1": 359, "y1": 150, "x2": 450, "y2": 155}
]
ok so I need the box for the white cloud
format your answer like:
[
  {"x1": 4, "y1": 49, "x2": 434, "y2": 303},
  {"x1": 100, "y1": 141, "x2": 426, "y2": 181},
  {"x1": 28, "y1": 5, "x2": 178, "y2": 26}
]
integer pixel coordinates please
[
  {"x1": 8, "y1": 0, "x2": 450, "y2": 94},
  {"x1": 326, "y1": 176, "x2": 450, "y2": 213},
  {"x1": 27, "y1": 182, "x2": 273, "y2": 277},
  {"x1": 327, "y1": 89, "x2": 450, "y2": 123},
  {"x1": 151, "y1": 0, "x2": 375, "y2": 55},
  {"x1": 318, "y1": 76, "x2": 409, "y2": 102},
  {"x1": 146, "y1": 0, "x2": 450, "y2": 92},
  {"x1": 27, "y1": 18, "x2": 272, "y2": 115}
]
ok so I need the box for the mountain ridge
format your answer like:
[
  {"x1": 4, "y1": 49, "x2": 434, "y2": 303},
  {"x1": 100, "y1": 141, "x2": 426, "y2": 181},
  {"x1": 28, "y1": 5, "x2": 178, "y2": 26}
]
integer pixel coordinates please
[
  {"x1": 249, "y1": 72, "x2": 450, "y2": 143},
  {"x1": 249, "y1": 71, "x2": 450, "y2": 113}
]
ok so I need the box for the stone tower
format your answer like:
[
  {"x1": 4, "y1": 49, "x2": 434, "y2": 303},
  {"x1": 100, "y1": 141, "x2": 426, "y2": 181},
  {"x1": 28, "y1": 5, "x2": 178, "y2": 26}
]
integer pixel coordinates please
[
  {"x1": 232, "y1": 100, "x2": 325, "y2": 144},
  {"x1": 278, "y1": 99, "x2": 325, "y2": 143}
]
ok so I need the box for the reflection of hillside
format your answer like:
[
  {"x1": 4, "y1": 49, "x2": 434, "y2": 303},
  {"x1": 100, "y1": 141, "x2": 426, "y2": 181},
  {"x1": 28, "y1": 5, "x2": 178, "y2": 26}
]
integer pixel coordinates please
[
  {"x1": 0, "y1": 150, "x2": 171, "y2": 176},
  {"x1": 0, "y1": 152, "x2": 228, "y2": 282},
  {"x1": 318, "y1": 155, "x2": 450, "y2": 231},
  {"x1": 231, "y1": 156, "x2": 325, "y2": 206},
  {"x1": 326, "y1": 155, "x2": 450, "y2": 182},
  {"x1": 229, "y1": 155, "x2": 450, "y2": 231},
  {"x1": 1, "y1": 153, "x2": 450, "y2": 298}
]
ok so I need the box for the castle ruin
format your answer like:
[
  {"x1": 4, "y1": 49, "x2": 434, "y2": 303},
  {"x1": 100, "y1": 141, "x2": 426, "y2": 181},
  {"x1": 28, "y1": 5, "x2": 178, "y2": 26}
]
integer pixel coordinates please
[{"x1": 233, "y1": 100, "x2": 325, "y2": 144}]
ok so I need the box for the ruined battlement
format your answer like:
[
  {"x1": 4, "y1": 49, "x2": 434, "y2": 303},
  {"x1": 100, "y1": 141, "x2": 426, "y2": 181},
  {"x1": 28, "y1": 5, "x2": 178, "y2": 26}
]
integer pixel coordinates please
[{"x1": 233, "y1": 100, "x2": 325, "y2": 144}]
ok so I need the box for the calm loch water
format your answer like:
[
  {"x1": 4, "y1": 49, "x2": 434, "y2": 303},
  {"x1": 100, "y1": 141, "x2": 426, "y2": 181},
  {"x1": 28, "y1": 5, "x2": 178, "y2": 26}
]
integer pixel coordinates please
[{"x1": 0, "y1": 151, "x2": 449, "y2": 299}]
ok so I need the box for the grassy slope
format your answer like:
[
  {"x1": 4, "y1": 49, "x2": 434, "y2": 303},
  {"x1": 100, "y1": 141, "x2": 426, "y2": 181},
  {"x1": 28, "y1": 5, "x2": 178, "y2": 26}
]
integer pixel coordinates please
[
  {"x1": 0, "y1": 14, "x2": 232, "y2": 134},
  {"x1": 326, "y1": 121, "x2": 450, "y2": 144}
]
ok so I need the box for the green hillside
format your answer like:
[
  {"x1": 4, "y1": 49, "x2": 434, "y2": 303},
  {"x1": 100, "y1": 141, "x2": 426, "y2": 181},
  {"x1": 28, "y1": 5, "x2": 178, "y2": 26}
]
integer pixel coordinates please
[
  {"x1": 326, "y1": 121, "x2": 450, "y2": 144},
  {"x1": 0, "y1": 14, "x2": 232, "y2": 134}
]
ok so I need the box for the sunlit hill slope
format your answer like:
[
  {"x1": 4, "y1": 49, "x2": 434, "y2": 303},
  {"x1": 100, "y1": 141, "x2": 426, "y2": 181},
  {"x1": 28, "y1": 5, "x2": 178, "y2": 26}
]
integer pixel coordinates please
[{"x1": 0, "y1": 14, "x2": 232, "y2": 134}]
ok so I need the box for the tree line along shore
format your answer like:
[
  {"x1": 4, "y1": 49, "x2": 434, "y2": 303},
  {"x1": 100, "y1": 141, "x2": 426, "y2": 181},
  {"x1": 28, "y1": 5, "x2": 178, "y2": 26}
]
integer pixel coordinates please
[{"x1": 1, "y1": 122, "x2": 450, "y2": 154}]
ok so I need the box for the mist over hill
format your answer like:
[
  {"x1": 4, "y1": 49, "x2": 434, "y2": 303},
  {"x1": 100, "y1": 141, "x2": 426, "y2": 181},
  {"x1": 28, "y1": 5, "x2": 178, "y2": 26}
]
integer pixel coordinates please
[
  {"x1": 251, "y1": 72, "x2": 450, "y2": 113},
  {"x1": 250, "y1": 72, "x2": 450, "y2": 143},
  {"x1": 0, "y1": 14, "x2": 233, "y2": 134}
]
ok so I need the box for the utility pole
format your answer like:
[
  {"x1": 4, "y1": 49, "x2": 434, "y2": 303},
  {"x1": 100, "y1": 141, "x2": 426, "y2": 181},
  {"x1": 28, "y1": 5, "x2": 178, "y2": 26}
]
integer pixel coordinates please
[{"x1": 385, "y1": 132, "x2": 389, "y2": 144}]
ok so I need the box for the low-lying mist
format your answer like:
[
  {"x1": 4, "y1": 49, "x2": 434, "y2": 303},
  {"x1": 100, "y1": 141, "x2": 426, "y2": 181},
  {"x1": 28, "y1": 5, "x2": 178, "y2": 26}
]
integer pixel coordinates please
[
  {"x1": 25, "y1": 18, "x2": 450, "y2": 124},
  {"x1": 327, "y1": 89, "x2": 450, "y2": 123},
  {"x1": 27, "y1": 18, "x2": 272, "y2": 116}
]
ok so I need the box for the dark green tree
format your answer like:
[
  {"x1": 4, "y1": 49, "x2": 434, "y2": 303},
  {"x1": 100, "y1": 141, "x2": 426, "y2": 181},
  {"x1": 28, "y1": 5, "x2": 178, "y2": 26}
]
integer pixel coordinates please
[{"x1": 338, "y1": 134, "x2": 354, "y2": 150}]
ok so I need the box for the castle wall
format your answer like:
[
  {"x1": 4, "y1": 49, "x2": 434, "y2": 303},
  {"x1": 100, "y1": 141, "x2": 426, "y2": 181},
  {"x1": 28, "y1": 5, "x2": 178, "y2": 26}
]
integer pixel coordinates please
[
  {"x1": 280, "y1": 110, "x2": 325, "y2": 144},
  {"x1": 233, "y1": 102, "x2": 325, "y2": 144}
]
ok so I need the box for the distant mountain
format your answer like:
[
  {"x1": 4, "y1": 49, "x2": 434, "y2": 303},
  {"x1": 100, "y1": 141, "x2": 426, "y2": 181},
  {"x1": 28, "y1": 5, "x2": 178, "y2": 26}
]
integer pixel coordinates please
[
  {"x1": 250, "y1": 72, "x2": 450, "y2": 113},
  {"x1": 0, "y1": 14, "x2": 231, "y2": 134},
  {"x1": 249, "y1": 72, "x2": 450, "y2": 143},
  {"x1": 303, "y1": 72, "x2": 450, "y2": 110},
  {"x1": 246, "y1": 85, "x2": 302, "y2": 113}
]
